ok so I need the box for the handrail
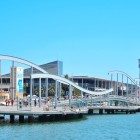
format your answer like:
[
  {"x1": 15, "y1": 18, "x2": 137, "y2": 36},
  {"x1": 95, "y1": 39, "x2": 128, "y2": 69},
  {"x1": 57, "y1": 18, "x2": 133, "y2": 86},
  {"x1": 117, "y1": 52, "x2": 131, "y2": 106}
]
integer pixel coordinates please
[
  {"x1": 0, "y1": 55, "x2": 47, "y2": 73},
  {"x1": 108, "y1": 70, "x2": 140, "y2": 88}
]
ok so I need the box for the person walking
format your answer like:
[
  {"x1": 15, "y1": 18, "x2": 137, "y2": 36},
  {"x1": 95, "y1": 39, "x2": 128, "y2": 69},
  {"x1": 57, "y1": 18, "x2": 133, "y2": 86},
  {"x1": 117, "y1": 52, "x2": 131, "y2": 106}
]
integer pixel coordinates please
[
  {"x1": 11, "y1": 99, "x2": 14, "y2": 106},
  {"x1": 5, "y1": 99, "x2": 8, "y2": 106}
]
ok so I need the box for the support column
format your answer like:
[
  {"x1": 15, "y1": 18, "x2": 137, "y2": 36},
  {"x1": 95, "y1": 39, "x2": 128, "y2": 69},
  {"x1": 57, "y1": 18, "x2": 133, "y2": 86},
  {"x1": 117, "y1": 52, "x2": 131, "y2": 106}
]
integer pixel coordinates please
[
  {"x1": 97, "y1": 79, "x2": 99, "y2": 89},
  {"x1": 127, "y1": 78, "x2": 128, "y2": 98},
  {"x1": 30, "y1": 67, "x2": 33, "y2": 109},
  {"x1": 108, "y1": 81, "x2": 110, "y2": 90},
  {"x1": 122, "y1": 74, "x2": 123, "y2": 96},
  {"x1": 102, "y1": 80, "x2": 103, "y2": 89},
  {"x1": 81, "y1": 91, "x2": 83, "y2": 98},
  {"x1": 39, "y1": 78, "x2": 41, "y2": 107},
  {"x1": 135, "y1": 85, "x2": 137, "y2": 103},
  {"x1": 69, "y1": 85, "x2": 72, "y2": 108},
  {"x1": 32, "y1": 79, "x2": 34, "y2": 96},
  {"x1": 57, "y1": 82, "x2": 61, "y2": 98},
  {"x1": 81, "y1": 78, "x2": 83, "y2": 98},
  {"x1": 10, "y1": 115, "x2": 15, "y2": 123},
  {"x1": 94, "y1": 78, "x2": 96, "y2": 90},
  {"x1": 59, "y1": 83, "x2": 62, "y2": 98},
  {"x1": 111, "y1": 109, "x2": 114, "y2": 114},
  {"x1": 55, "y1": 80, "x2": 58, "y2": 108},
  {"x1": 45, "y1": 78, "x2": 48, "y2": 99},
  {"x1": 99, "y1": 109, "x2": 103, "y2": 114},
  {"x1": 131, "y1": 81, "x2": 133, "y2": 97},
  {"x1": 111, "y1": 74, "x2": 113, "y2": 94},
  {"x1": 91, "y1": 96, "x2": 93, "y2": 106},
  {"x1": 12, "y1": 61, "x2": 15, "y2": 100},
  {"x1": 19, "y1": 115, "x2": 24, "y2": 123},
  {"x1": 116, "y1": 73, "x2": 118, "y2": 96}
]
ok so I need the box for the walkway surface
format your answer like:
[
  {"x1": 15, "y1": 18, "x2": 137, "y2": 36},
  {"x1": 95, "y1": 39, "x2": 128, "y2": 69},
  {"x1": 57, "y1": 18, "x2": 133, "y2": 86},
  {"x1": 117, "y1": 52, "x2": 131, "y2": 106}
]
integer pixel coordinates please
[{"x1": 0, "y1": 105, "x2": 87, "y2": 116}]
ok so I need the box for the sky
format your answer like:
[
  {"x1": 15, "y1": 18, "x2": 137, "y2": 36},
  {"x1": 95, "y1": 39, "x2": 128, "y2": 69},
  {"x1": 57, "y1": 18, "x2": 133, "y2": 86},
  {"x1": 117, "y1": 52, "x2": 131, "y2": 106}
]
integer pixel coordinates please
[{"x1": 0, "y1": 0, "x2": 140, "y2": 80}]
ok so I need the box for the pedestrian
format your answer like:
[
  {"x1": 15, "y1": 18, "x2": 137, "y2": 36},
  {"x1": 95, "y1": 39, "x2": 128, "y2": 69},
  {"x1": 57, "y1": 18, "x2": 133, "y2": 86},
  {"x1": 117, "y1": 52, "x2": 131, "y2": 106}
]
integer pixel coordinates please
[
  {"x1": 5, "y1": 99, "x2": 8, "y2": 106},
  {"x1": 8, "y1": 100, "x2": 10, "y2": 106},
  {"x1": 11, "y1": 99, "x2": 14, "y2": 106},
  {"x1": 19, "y1": 99, "x2": 22, "y2": 108}
]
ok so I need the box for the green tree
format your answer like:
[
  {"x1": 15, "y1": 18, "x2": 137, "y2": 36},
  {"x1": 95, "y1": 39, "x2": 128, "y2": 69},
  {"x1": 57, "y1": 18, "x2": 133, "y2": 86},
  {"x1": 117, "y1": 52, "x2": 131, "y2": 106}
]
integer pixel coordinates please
[{"x1": 64, "y1": 74, "x2": 69, "y2": 79}]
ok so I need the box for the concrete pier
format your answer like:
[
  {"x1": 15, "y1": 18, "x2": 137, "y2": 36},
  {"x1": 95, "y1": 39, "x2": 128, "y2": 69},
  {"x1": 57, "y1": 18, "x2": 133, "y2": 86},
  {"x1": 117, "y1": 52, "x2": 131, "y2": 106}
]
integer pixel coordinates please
[
  {"x1": 0, "y1": 104, "x2": 140, "y2": 124},
  {"x1": 88, "y1": 106, "x2": 139, "y2": 115}
]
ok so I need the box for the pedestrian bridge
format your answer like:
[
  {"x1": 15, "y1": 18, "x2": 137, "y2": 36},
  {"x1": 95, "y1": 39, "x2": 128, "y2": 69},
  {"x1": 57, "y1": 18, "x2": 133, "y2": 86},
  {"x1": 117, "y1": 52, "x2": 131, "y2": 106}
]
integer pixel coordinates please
[
  {"x1": 85, "y1": 95, "x2": 140, "y2": 106},
  {"x1": 0, "y1": 54, "x2": 113, "y2": 109},
  {"x1": 0, "y1": 55, "x2": 139, "y2": 109}
]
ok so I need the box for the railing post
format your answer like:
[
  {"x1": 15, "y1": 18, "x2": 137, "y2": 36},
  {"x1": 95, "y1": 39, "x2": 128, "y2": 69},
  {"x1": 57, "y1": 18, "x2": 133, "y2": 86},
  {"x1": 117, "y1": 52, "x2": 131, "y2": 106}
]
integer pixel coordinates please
[
  {"x1": 30, "y1": 76, "x2": 32, "y2": 110},
  {"x1": 122, "y1": 74, "x2": 123, "y2": 96},
  {"x1": 69, "y1": 85, "x2": 72, "y2": 108},
  {"x1": 111, "y1": 74, "x2": 113, "y2": 95},
  {"x1": 94, "y1": 78, "x2": 96, "y2": 90},
  {"x1": 39, "y1": 78, "x2": 41, "y2": 107},
  {"x1": 131, "y1": 81, "x2": 133, "y2": 98},
  {"x1": 81, "y1": 78, "x2": 83, "y2": 98},
  {"x1": 59, "y1": 82, "x2": 62, "y2": 98},
  {"x1": 45, "y1": 78, "x2": 48, "y2": 99},
  {"x1": 12, "y1": 61, "x2": 15, "y2": 100},
  {"x1": 127, "y1": 78, "x2": 128, "y2": 98},
  {"x1": 55, "y1": 80, "x2": 58, "y2": 108},
  {"x1": 116, "y1": 73, "x2": 118, "y2": 96}
]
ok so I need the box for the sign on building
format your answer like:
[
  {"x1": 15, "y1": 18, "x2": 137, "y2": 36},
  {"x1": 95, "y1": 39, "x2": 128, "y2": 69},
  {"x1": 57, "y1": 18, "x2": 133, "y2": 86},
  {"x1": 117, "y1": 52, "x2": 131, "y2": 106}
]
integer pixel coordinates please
[{"x1": 16, "y1": 67, "x2": 24, "y2": 98}]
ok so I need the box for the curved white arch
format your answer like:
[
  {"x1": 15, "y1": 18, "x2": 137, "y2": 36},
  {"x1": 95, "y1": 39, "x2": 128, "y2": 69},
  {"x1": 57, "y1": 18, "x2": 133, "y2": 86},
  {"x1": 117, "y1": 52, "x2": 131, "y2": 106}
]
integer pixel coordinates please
[
  {"x1": 108, "y1": 70, "x2": 140, "y2": 88},
  {"x1": 0, "y1": 55, "x2": 47, "y2": 73},
  {"x1": 31, "y1": 73, "x2": 113, "y2": 95}
]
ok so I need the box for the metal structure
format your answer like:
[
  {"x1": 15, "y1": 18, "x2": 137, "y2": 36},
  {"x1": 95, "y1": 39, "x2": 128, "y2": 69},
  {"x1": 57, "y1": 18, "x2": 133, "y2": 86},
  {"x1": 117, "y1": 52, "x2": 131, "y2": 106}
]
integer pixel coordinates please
[
  {"x1": 1, "y1": 55, "x2": 139, "y2": 110},
  {"x1": 0, "y1": 55, "x2": 47, "y2": 74},
  {"x1": 31, "y1": 73, "x2": 113, "y2": 107},
  {"x1": 0, "y1": 55, "x2": 113, "y2": 110},
  {"x1": 108, "y1": 70, "x2": 140, "y2": 105}
]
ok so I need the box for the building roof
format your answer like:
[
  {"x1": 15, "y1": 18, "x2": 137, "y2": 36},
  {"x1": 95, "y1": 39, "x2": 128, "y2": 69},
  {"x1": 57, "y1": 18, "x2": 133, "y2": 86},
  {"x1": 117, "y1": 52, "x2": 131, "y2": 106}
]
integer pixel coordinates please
[{"x1": 70, "y1": 76, "x2": 111, "y2": 81}]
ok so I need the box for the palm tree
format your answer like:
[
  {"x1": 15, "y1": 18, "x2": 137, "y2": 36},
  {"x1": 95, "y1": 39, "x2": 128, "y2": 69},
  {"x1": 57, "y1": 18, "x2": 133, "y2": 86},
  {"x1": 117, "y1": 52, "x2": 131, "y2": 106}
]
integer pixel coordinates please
[
  {"x1": 64, "y1": 74, "x2": 69, "y2": 79},
  {"x1": 48, "y1": 83, "x2": 55, "y2": 96}
]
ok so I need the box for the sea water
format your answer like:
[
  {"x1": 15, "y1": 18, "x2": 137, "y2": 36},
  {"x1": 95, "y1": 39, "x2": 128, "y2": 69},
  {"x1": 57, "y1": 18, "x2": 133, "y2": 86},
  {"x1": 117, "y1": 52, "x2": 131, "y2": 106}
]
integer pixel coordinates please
[{"x1": 0, "y1": 113, "x2": 140, "y2": 140}]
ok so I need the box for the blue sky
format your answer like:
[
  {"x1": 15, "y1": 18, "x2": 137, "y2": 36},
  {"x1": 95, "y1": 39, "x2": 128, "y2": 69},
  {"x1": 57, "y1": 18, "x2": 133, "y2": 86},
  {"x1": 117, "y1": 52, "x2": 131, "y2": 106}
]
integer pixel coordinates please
[{"x1": 0, "y1": 0, "x2": 140, "y2": 79}]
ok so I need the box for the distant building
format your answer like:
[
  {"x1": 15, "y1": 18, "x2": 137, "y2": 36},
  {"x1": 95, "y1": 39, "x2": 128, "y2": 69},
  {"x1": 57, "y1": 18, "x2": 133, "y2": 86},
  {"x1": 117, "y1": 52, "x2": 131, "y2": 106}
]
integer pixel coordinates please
[
  {"x1": 0, "y1": 59, "x2": 135, "y2": 99},
  {"x1": 70, "y1": 76, "x2": 112, "y2": 91},
  {"x1": 2, "y1": 60, "x2": 63, "y2": 78},
  {"x1": 0, "y1": 60, "x2": 63, "y2": 98}
]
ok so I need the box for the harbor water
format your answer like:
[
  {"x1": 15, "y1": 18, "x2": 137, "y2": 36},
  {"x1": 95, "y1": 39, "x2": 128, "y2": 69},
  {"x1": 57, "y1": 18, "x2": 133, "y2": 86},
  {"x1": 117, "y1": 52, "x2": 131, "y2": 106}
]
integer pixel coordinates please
[{"x1": 0, "y1": 113, "x2": 140, "y2": 140}]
